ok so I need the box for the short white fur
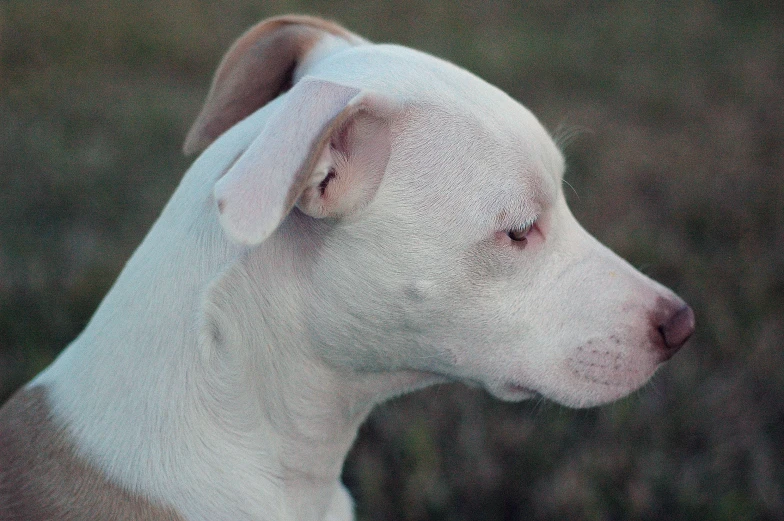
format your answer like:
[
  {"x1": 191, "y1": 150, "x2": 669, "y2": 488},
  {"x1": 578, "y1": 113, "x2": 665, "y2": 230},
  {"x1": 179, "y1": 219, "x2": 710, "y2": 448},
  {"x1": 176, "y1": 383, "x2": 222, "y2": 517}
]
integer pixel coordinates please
[{"x1": 28, "y1": 16, "x2": 692, "y2": 521}]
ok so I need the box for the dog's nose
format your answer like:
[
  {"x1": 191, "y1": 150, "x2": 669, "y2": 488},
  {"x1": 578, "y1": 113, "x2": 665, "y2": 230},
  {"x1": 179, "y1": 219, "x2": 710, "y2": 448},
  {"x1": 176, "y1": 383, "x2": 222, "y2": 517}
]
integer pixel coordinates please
[{"x1": 656, "y1": 304, "x2": 695, "y2": 359}]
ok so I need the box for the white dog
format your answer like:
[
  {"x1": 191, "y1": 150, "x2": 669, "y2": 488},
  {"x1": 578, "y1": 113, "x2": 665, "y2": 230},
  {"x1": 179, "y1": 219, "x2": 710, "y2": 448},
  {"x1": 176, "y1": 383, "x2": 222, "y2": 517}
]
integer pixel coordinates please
[{"x1": 0, "y1": 15, "x2": 694, "y2": 521}]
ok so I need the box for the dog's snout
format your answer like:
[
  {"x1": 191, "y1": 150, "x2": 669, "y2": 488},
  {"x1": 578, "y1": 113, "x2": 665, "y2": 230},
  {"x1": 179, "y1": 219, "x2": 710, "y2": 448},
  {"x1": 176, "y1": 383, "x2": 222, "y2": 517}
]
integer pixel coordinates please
[{"x1": 655, "y1": 303, "x2": 695, "y2": 359}]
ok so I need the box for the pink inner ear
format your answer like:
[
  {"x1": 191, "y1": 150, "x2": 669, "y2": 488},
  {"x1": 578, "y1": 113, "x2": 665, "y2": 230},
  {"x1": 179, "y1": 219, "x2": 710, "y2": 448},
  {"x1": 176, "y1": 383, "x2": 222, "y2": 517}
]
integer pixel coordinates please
[
  {"x1": 296, "y1": 103, "x2": 393, "y2": 219},
  {"x1": 213, "y1": 79, "x2": 361, "y2": 246},
  {"x1": 319, "y1": 168, "x2": 337, "y2": 195},
  {"x1": 331, "y1": 117, "x2": 354, "y2": 157}
]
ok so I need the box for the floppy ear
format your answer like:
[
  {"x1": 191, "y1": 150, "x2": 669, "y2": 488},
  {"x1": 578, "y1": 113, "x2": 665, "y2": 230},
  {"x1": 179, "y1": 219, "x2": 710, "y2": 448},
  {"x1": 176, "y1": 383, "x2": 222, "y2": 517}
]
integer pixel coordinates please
[
  {"x1": 183, "y1": 15, "x2": 366, "y2": 155},
  {"x1": 213, "y1": 78, "x2": 397, "y2": 246}
]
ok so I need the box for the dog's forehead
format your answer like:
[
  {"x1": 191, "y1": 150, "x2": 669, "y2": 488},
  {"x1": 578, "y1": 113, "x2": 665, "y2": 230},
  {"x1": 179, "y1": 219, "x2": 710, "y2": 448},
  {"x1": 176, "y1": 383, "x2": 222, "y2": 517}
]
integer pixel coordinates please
[
  {"x1": 316, "y1": 43, "x2": 564, "y2": 176},
  {"x1": 314, "y1": 44, "x2": 527, "y2": 116},
  {"x1": 307, "y1": 43, "x2": 564, "y2": 216}
]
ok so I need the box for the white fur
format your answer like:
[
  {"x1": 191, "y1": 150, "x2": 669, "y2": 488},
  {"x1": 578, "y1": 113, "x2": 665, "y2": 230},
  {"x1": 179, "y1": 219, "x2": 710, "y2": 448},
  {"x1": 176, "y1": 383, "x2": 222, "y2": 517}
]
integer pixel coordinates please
[{"x1": 31, "y1": 27, "x2": 689, "y2": 521}]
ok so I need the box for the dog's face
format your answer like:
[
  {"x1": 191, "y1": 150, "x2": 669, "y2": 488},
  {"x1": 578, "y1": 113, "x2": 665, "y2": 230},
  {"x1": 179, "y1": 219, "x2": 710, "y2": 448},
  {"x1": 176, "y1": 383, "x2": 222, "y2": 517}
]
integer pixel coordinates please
[
  {"x1": 294, "y1": 60, "x2": 689, "y2": 408},
  {"x1": 188, "y1": 17, "x2": 693, "y2": 409}
]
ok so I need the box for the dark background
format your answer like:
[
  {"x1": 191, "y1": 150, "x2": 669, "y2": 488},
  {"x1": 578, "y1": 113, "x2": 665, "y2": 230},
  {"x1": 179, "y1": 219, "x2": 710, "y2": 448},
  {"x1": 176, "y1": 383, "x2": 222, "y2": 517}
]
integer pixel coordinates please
[{"x1": 1, "y1": 1, "x2": 782, "y2": 520}]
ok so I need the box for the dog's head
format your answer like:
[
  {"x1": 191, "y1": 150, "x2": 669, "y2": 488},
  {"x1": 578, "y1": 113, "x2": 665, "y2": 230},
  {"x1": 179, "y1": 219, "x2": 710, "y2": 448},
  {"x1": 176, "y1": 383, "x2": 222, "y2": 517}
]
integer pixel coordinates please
[{"x1": 186, "y1": 16, "x2": 693, "y2": 408}]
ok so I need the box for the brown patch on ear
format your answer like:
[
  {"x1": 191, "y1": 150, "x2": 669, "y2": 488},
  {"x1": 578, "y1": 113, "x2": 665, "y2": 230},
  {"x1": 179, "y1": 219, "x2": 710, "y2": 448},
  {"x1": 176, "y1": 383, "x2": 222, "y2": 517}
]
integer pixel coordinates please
[
  {"x1": 183, "y1": 15, "x2": 365, "y2": 155},
  {"x1": 0, "y1": 387, "x2": 185, "y2": 521}
]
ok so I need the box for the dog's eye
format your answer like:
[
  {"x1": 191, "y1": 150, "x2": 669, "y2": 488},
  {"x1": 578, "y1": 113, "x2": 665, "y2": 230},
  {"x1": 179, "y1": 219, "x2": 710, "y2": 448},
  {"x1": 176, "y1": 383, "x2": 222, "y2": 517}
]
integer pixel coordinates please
[{"x1": 507, "y1": 222, "x2": 534, "y2": 243}]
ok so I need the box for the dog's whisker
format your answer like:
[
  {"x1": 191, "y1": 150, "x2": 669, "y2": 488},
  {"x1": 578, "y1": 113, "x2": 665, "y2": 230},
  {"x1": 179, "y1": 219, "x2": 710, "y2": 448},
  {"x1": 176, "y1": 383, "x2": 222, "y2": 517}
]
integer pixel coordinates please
[{"x1": 562, "y1": 178, "x2": 580, "y2": 200}]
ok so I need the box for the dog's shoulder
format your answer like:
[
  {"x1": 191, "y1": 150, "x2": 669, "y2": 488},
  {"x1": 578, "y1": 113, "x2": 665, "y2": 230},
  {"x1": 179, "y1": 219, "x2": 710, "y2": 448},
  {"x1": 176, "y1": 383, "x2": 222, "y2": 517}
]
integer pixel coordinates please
[{"x1": 0, "y1": 386, "x2": 185, "y2": 521}]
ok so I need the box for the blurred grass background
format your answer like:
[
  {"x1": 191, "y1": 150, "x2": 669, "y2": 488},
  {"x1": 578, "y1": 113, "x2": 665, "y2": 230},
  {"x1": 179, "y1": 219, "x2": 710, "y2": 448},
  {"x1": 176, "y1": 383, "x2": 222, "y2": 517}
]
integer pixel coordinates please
[{"x1": 1, "y1": 1, "x2": 782, "y2": 520}]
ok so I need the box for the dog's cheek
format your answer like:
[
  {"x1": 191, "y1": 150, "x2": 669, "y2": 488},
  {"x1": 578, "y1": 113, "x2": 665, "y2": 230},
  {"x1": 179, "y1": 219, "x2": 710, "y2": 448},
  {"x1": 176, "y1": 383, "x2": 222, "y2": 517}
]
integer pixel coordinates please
[{"x1": 459, "y1": 236, "x2": 540, "y2": 285}]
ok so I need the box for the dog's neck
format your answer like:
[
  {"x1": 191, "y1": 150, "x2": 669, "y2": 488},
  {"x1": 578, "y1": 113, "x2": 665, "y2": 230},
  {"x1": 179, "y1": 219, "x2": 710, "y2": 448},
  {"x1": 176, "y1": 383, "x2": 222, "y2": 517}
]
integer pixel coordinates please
[
  {"x1": 35, "y1": 198, "x2": 369, "y2": 521},
  {"x1": 30, "y1": 112, "x2": 435, "y2": 521},
  {"x1": 199, "y1": 229, "x2": 433, "y2": 519}
]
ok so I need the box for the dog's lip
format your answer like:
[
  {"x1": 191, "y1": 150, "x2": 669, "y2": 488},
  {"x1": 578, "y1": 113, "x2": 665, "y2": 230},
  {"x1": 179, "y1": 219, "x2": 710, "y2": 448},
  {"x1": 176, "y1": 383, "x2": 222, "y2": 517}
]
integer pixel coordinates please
[
  {"x1": 505, "y1": 383, "x2": 539, "y2": 395},
  {"x1": 489, "y1": 382, "x2": 542, "y2": 402},
  {"x1": 461, "y1": 376, "x2": 542, "y2": 401}
]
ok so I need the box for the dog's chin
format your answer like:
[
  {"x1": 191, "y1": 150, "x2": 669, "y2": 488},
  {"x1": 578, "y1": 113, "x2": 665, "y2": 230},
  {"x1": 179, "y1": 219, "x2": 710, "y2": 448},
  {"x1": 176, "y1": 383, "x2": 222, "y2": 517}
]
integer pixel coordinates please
[
  {"x1": 485, "y1": 379, "x2": 641, "y2": 408},
  {"x1": 538, "y1": 381, "x2": 645, "y2": 409}
]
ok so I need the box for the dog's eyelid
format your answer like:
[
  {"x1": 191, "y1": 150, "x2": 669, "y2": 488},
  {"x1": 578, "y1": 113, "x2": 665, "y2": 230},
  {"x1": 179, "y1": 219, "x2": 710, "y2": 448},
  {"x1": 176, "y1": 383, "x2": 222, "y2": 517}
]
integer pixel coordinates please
[{"x1": 514, "y1": 215, "x2": 537, "y2": 230}]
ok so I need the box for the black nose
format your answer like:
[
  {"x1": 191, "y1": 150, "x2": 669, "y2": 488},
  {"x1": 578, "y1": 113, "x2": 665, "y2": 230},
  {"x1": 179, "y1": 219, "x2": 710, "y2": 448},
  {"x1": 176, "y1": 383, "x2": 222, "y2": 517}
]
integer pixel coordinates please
[{"x1": 657, "y1": 304, "x2": 695, "y2": 359}]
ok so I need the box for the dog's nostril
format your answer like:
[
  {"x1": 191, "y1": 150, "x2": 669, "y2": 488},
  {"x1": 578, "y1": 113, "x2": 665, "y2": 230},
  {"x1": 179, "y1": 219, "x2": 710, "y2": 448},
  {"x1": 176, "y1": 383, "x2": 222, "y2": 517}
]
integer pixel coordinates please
[{"x1": 657, "y1": 304, "x2": 695, "y2": 358}]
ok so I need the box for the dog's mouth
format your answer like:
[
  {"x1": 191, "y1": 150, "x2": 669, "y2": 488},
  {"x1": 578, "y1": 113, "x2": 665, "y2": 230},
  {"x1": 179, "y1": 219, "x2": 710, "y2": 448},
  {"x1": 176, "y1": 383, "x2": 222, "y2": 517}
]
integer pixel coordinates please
[
  {"x1": 489, "y1": 382, "x2": 542, "y2": 402},
  {"x1": 456, "y1": 375, "x2": 542, "y2": 402}
]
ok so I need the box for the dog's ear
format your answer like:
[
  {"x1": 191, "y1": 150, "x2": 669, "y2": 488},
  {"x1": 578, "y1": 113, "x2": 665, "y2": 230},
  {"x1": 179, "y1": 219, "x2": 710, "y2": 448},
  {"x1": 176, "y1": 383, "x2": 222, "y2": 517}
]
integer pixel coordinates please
[
  {"x1": 213, "y1": 78, "x2": 397, "y2": 246},
  {"x1": 183, "y1": 16, "x2": 365, "y2": 155}
]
